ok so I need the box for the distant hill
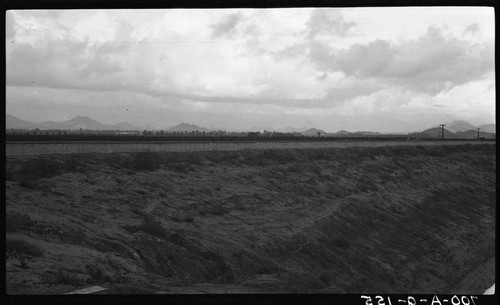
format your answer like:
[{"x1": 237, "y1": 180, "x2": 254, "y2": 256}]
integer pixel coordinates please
[
  {"x1": 6, "y1": 114, "x2": 36, "y2": 129},
  {"x1": 47, "y1": 116, "x2": 107, "y2": 130},
  {"x1": 113, "y1": 122, "x2": 137, "y2": 130},
  {"x1": 411, "y1": 127, "x2": 456, "y2": 139},
  {"x1": 409, "y1": 120, "x2": 496, "y2": 139},
  {"x1": 454, "y1": 130, "x2": 496, "y2": 139},
  {"x1": 332, "y1": 130, "x2": 351, "y2": 136},
  {"x1": 478, "y1": 124, "x2": 495, "y2": 133},
  {"x1": 6, "y1": 114, "x2": 138, "y2": 130},
  {"x1": 276, "y1": 127, "x2": 307, "y2": 133},
  {"x1": 445, "y1": 120, "x2": 477, "y2": 132},
  {"x1": 169, "y1": 123, "x2": 209, "y2": 133},
  {"x1": 301, "y1": 128, "x2": 326, "y2": 137},
  {"x1": 444, "y1": 120, "x2": 495, "y2": 134},
  {"x1": 248, "y1": 126, "x2": 273, "y2": 132}
]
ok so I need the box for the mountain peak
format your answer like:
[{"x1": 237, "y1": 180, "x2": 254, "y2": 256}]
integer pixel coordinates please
[
  {"x1": 69, "y1": 116, "x2": 97, "y2": 122},
  {"x1": 169, "y1": 123, "x2": 209, "y2": 132}
]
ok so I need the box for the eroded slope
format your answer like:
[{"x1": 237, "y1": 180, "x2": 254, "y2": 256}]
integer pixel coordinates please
[{"x1": 5, "y1": 144, "x2": 496, "y2": 294}]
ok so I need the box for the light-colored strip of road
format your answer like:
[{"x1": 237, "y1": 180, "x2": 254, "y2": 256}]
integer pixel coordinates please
[{"x1": 5, "y1": 140, "x2": 495, "y2": 156}]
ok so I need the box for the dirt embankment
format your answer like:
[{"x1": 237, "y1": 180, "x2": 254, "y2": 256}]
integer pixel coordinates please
[{"x1": 5, "y1": 144, "x2": 496, "y2": 294}]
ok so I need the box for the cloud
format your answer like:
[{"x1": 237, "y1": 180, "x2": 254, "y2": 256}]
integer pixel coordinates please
[
  {"x1": 6, "y1": 9, "x2": 495, "y2": 132},
  {"x1": 463, "y1": 23, "x2": 480, "y2": 36},
  {"x1": 307, "y1": 25, "x2": 494, "y2": 95},
  {"x1": 323, "y1": 78, "x2": 385, "y2": 105},
  {"x1": 307, "y1": 9, "x2": 356, "y2": 39},
  {"x1": 210, "y1": 13, "x2": 242, "y2": 39},
  {"x1": 333, "y1": 39, "x2": 395, "y2": 77},
  {"x1": 316, "y1": 72, "x2": 328, "y2": 81}
]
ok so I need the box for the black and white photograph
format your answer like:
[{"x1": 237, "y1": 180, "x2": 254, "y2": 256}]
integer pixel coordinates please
[{"x1": 5, "y1": 6, "x2": 495, "y2": 296}]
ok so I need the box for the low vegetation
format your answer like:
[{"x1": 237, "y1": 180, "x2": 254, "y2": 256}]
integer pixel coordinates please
[
  {"x1": 6, "y1": 239, "x2": 44, "y2": 259},
  {"x1": 5, "y1": 144, "x2": 496, "y2": 294}
]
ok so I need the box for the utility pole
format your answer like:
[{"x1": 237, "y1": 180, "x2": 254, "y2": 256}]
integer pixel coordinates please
[
  {"x1": 440, "y1": 124, "x2": 445, "y2": 139},
  {"x1": 477, "y1": 128, "x2": 480, "y2": 139}
]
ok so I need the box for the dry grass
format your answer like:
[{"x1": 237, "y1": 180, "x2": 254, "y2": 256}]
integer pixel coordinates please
[
  {"x1": 6, "y1": 239, "x2": 44, "y2": 259},
  {"x1": 5, "y1": 143, "x2": 496, "y2": 294}
]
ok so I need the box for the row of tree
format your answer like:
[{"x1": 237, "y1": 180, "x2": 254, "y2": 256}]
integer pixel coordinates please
[{"x1": 6, "y1": 128, "x2": 300, "y2": 137}]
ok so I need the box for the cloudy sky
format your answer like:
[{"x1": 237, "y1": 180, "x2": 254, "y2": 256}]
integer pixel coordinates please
[{"x1": 6, "y1": 8, "x2": 495, "y2": 132}]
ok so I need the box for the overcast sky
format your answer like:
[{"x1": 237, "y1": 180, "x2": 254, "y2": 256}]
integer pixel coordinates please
[{"x1": 6, "y1": 8, "x2": 495, "y2": 132}]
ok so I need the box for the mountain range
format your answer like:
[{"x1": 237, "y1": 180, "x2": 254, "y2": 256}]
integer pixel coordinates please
[
  {"x1": 6, "y1": 114, "x2": 136, "y2": 131},
  {"x1": 5, "y1": 114, "x2": 496, "y2": 136},
  {"x1": 444, "y1": 120, "x2": 495, "y2": 133},
  {"x1": 411, "y1": 124, "x2": 496, "y2": 139}
]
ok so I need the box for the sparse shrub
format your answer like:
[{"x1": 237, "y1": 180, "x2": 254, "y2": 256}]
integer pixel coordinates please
[
  {"x1": 85, "y1": 264, "x2": 112, "y2": 282},
  {"x1": 6, "y1": 212, "x2": 35, "y2": 232},
  {"x1": 309, "y1": 149, "x2": 333, "y2": 161},
  {"x1": 138, "y1": 215, "x2": 166, "y2": 238},
  {"x1": 298, "y1": 273, "x2": 327, "y2": 291},
  {"x1": 392, "y1": 157, "x2": 407, "y2": 168},
  {"x1": 41, "y1": 270, "x2": 85, "y2": 286},
  {"x1": 130, "y1": 208, "x2": 144, "y2": 216},
  {"x1": 287, "y1": 164, "x2": 302, "y2": 173},
  {"x1": 6, "y1": 239, "x2": 44, "y2": 258},
  {"x1": 50, "y1": 189, "x2": 68, "y2": 197},
  {"x1": 19, "y1": 158, "x2": 64, "y2": 180},
  {"x1": 308, "y1": 164, "x2": 323, "y2": 175},
  {"x1": 198, "y1": 250, "x2": 234, "y2": 282},
  {"x1": 261, "y1": 150, "x2": 295, "y2": 163},
  {"x1": 92, "y1": 239, "x2": 130, "y2": 255},
  {"x1": 107, "y1": 284, "x2": 155, "y2": 294},
  {"x1": 102, "y1": 153, "x2": 134, "y2": 169},
  {"x1": 205, "y1": 152, "x2": 223, "y2": 163},
  {"x1": 168, "y1": 232, "x2": 187, "y2": 246},
  {"x1": 63, "y1": 157, "x2": 81, "y2": 173},
  {"x1": 168, "y1": 162, "x2": 191, "y2": 173},
  {"x1": 207, "y1": 205, "x2": 230, "y2": 216},
  {"x1": 19, "y1": 178, "x2": 40, "y2": 189},
  {"x1": 60, "y1": 228, "x2": 88, "y2": 245},
  {"x1": 170, "y1": 215, "x2": 182, "y2": 222},
  {"x1": 133, "y1": 152, "x2": 162, "y2": 171},
  {"x1": 135, "y1": 189, "x2": 147, "y2": 195},
  {"x1": 319, "y1": 271, "x2": 335, "y2": 285},
  {"x1": 183, "y1": 216, "x2": 195, "y2": 222},
  {"x1": 293, "y1": 185, "x2": 315, "y2": 197},
  {"x1": 331, "y1": 236, "x2": 349, "y2": 250},
  {"x1": 123, "y1": 225, "x2": 139, "y2": 234},
  {"x1": 184, "y1": 152, "x2": 203, "y2": 165}
]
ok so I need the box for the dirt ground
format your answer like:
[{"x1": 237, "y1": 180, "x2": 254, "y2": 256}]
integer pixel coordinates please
[{"x1": 5, "y1": 144, "x2": 496, "y2": 294}]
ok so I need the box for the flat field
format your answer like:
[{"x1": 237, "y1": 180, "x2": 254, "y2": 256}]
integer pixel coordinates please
[{"x1": 5, "y1": 144, "x2": 496, "y2": 294}]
